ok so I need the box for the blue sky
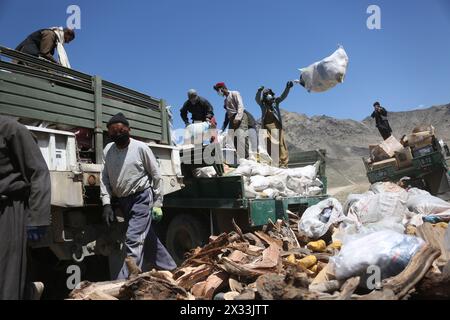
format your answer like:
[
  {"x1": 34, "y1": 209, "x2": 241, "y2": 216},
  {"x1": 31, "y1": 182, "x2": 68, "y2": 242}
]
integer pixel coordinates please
[{"x1": 1, "y1": 0, "x2": 450, "y2": 129}]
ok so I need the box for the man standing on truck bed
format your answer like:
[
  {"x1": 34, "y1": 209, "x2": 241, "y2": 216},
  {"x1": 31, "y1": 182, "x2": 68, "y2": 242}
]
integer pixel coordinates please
[
  {"x1": 180, "y1": 89, "x2": 215, "y2": 127},
  {"x1": 0, "y1": 116, "x2": 51, "y2": 299},
  {"x1": 371, "y1": 101, "x2": 392, "y2": 140},
  {"x1": 255, "y1": 81, "x2": 294, "y2": 168},
  {"x1": 100, "y1": 113, "x2": 176, "y2": 279},
  {"x1": 214, "y1": 82, "x2": 250, "y2": 160},
  {"x1": 15, "y1": 27, "x2": 75, "y2": 66},
  {"x1": 180, "y1": 89, "x2": 218, "y2": 143}
]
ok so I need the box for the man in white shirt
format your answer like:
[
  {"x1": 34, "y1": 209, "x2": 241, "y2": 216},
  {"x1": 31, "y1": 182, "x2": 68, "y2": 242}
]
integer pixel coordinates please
[{"x1": 214, "y1": 82, "x2": 250, "y2": 160}]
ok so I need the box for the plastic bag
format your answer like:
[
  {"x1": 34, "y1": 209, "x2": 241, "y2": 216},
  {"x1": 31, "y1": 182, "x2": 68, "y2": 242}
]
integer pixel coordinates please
[
  {"x1": 331, "y1": 230, "x2": 425, "y2": 281},
  {"x1": 250, "y1": 175, "x2": 270, "y2": 192},
  {"x1": 193, "y1": 166, "x2": 217, "y2": 178},
  {"x1": 348, "y1": 192, "x2": 408, "y2": 227},
  {"x1": 369, "y1": 182, "x2": 407, "y2": 195},
  {"x1": 298, "y1": 198, "x2": 344, "y2": 239},
  {"x1": 287, "y1": 162, "x2": 319, "y2": 180},
  {"x1": 183, "y1": 122, "x2": 210, "y2": 145},
  {"x1": 406, "y1": 188, "x2": 450, "y2": 226},
  {"x1": 297, "y1": 46, "x2": 349, "y2": 93}
]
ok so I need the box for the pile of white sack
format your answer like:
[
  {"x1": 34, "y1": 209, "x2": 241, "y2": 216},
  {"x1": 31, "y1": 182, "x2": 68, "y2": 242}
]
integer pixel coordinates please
[
  {"x1": 226, "y1": 159, "x2": 324, "y2": 199},
  {"x1": 296, "y1": 181, "x2": 450, "y2": 282}
]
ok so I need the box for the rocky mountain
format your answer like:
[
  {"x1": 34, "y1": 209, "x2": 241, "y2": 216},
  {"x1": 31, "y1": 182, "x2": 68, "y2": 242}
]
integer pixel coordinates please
[{"x1": 281, "y1": 104, "x2": 450, "y2": 187}]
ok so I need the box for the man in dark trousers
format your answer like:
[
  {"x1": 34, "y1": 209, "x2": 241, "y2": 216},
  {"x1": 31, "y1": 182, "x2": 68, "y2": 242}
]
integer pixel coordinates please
[
  {"x1": 0, "y1": 116, "x2": 51, "y2": 300},
  {"x1": 371, "y1": 101, "x2": 392, "y2": 140},
  {"x1": 15, "y1": 28, "x2": 75, "y2": 64},
  {"x1": 100, "y1": 113, "x2": 176, "y2": 279},
  {"x1": 214, "y1": 82, "x2": 250, "y2": 160},
  {"x1": 256, "y1": 81, "x2": 294, "y2": 168}
]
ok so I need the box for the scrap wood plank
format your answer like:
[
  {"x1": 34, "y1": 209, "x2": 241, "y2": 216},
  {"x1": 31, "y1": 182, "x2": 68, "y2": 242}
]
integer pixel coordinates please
[
  {"x1": 254, "y1": 231, "x2": 283, "y2": 249},
  {"x1": 336, "y1": 277, "x2": 360, "y2": 300},
  {"x1": 68, "y1": 280, "x2": 126, "y2": 300}
]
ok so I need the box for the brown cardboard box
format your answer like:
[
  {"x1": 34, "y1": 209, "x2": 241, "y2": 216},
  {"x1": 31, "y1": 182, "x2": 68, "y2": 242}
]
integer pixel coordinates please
[
  {"x1": 370, "y1": 158, "x2": 398, "y2": 170},
  {"x1": 395, "y1": 147, "x2": 413, "y2": 169},
  {"x1": 369, "y1": 144, "x2": 390, "y2": 162},
  {"x1": 379, "y1": 136, "x2": 404, "y2": 157},
  {"x1": 407, "y1": 130, "x2": 435, "y2": 149}
]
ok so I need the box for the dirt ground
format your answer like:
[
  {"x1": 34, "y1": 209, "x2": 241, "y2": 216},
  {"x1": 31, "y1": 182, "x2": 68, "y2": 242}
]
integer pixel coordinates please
[{"x1": 328, "y1": 183, "x2": 371, "y2": 204}]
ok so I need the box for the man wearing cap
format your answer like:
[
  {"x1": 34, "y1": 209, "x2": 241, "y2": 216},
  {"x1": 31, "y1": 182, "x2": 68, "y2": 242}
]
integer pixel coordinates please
[
  {"x1": 255, "y1": 81, "x2": 293, "y2": 168},
  {"x1": 100, "y1": 113, "x2": 176, "y2": 279},
  {"x1": 371, "y1": 102, "x2": 392, "y2": 140},
  {"x1": 214, "y1": 82, "x2": 250, "y2": 160},
  {"x1": 180, "y1": 89, "x2": 215, "y2": 126}
]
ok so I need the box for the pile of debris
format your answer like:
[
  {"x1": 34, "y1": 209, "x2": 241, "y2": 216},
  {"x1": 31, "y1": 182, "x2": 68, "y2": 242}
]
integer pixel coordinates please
[
  {"x1": 365, "y1": 126, "x2": 440, "y2": 170},
  {"x1": 68, "y1": 183, "x2": 450, "y2": 300}
]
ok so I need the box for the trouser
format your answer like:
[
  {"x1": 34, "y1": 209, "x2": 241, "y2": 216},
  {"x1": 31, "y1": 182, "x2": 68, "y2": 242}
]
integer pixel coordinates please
[
  {"x1": 378, "y1": 128, "x2": 392, "y2": 140},
  {"x1": 117, "y1": 189, "x2": 176, "y2": 280},
  {"x1": 0, "y1": 197, "x2": 27, "y2": 300},
  {"x1": 263, "y1": 112, "x2": 289, "y2": 168},
  {"x1": 229, "y1": 112, "x2": 250, "y2": 160}
]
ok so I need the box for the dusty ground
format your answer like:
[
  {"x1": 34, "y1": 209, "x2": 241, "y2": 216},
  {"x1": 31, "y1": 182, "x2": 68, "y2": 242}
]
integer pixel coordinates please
[{"x1": 328, "y1": 183, "x2": 371, "y2": 204}]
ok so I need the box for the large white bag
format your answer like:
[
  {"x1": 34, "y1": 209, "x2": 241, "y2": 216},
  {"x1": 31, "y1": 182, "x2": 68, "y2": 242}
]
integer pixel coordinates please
[
  {"x1": 183, "y1": 122, "x2": 210, "y2": 145},
  {"x1": 298, "y1": 46, "x2": 349, "y2": 93},
  {"x1": 346, "y1": 192, "x2": 409, "y2": 235},
  {"x1": 298, "y1": 198, "x2": 343, "y2": 239},
  {"x1": 331, "y1": 231, "x2": 424, "y2": 281},
  {"x1": 406, "y1": 188, "x2": 450, "y2": 226}
]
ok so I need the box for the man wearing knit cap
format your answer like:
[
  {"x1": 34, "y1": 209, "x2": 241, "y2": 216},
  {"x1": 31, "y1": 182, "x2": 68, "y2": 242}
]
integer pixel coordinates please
[
  {"x1": 213, "y1": 82, "x2": 250, "y2": 160},
  {"x1": 100, "y1": 113, "x2": 176, "y2": 279}
]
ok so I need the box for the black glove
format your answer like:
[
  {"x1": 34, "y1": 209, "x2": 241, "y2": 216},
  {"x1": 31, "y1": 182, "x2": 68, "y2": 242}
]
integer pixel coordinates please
[
  {"x1": 258, "y1": 86, "x2": 265, "y2": 91},
  {"x1": 103, "y1": 204, "x2": 115, "y2": 227},
  {"x1": 287, "y1": 81, "x2": 294, "y2": 88}
]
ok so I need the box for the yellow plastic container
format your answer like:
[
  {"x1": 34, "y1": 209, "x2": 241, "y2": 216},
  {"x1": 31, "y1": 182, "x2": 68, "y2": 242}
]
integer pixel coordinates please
[
  {"x1": 328, "y1": 241, "x2": 342, "y2": 250},
  {"x1": 307, "y1": 240, "x2": 327, "y2": 252},
  {"x1": 406, "y1": 225, "x2": 417, "y2": 235},
  {"x1": 435, "y1": 222, "x2": 448, "y2": 229},
  {"x1": 287, "y1": 254, "x2": 296, "y2": 264},
  {"x1": 298, "y1": 255, "x2": 317, "y2": 269}
]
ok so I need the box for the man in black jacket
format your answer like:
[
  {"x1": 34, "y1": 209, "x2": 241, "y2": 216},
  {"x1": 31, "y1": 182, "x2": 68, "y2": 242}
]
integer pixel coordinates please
[
  {"x1": 371, "y1": 101, "x2": 392, "y2": 140},
  {"x1": 180, "y1": 89, "x2": 215, "y2": 126},
  {"x1": 0, "y1": 117, "x2": 51, "y2": 299}
]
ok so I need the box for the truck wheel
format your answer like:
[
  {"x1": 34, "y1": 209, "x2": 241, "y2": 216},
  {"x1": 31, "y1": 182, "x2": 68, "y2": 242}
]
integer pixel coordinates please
[{"x1": 165, "y1": 214, "x2": 209, "y2": 265}]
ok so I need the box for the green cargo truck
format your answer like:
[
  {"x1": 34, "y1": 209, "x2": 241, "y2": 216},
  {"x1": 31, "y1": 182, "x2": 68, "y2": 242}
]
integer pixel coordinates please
[
  {"x1": 363, "y1": 136, "x2": 450, "y2": 199},
  {"x1": 0, "y1": 46, "x2": 328, "y2": 287}
]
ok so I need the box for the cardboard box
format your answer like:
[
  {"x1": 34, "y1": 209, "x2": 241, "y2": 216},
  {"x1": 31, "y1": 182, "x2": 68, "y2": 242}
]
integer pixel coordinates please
[
  {"x1": 407, "y1": 130, "x2": 435, "y2": 149},
  {"x1": 370, "y1": 158, "x2": 398, "y2": 170},
  {"x1": 369, "y1": 144, "x2": 390, "y2": 162},
  {"x1": 395, "y1": 147, "x2": 413, "y2": 169},
  {"x1": 379, "y1": 136, "x2": 404, "y2": 158}
]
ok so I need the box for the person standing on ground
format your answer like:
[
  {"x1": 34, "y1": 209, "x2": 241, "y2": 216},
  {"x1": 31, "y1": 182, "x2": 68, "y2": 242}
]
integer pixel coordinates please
[
  {"x1": 100, "y1": 113, "x2": 176, "y2": 279},
  {"x1": 0, "y1": 116, "x2": 51, "y2": 300}
]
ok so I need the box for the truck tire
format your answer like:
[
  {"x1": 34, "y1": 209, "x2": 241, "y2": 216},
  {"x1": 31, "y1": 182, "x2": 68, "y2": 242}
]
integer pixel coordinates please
[{"x1": 165, "y1": 214, "x2": 209, "y2": 265}]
